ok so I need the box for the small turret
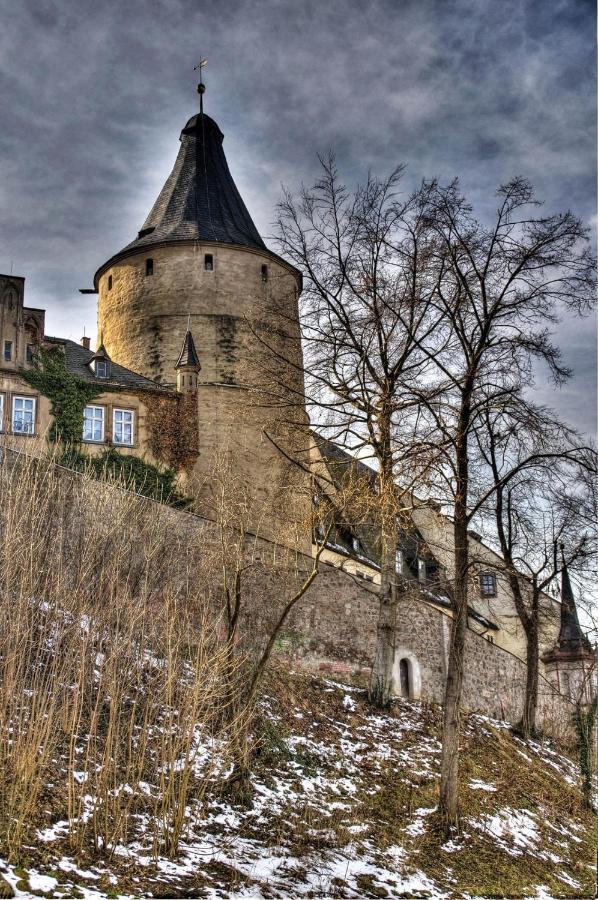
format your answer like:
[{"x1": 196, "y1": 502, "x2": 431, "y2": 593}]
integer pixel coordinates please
[
  {"x1": 543, "y1": 551, "x2": 596, "y2": 704},
  {"x1": 175, "y1": 327, "x2": 201, "y2": 393}
]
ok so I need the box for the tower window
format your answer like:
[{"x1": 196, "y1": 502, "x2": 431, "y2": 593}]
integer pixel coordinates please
[
  {"x1": 480, "y1": 572, "x2": 497, "y2": 597},
  {"x1": 3, "y1": 341, "x2": 12, "y2": 362},
  {"x1": 108, "y1": 275, "x2": 113, "y2": 290},
  {"x1": 26, "y1": 344, "x2": 35, "y2": 363},
  {"x1": 417, "y1": 559, "x2": 426, "y2": 582},
  {"x1": 204, "y1": 254, "x2": 213, "y2": 271},
  {"x1": 145, "y1": 258, "x2": 154, "y2": 276},
  {"x1": 261, "y1": 264, "x2": 268, "y2": 283}
]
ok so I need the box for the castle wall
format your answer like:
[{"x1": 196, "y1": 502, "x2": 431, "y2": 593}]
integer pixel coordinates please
[
  {"x1": 283, "y1": 561, "x2": 574, "y2": 735},
  {"x1": 2, "y1": 447, "x2": 575, "y2": 738}
]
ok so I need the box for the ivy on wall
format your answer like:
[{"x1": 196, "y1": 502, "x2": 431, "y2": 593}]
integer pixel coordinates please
[
  {"x1": 21, "y1": 347, "x2": 195, "y2": 510},
  {"x1": 21, "y1": 347, "x2": 109, "y2": 443},
  {"x1": 145, "y1": 391, "x2": 200, "y2": 472},
  {"x1": 60, "y1": 447, "x2": 193, "y2": 509}
]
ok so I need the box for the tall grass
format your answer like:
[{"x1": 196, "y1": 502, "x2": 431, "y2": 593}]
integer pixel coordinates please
[{"x1": 0, "y1": 441, "x2": 238, "y2": 861}]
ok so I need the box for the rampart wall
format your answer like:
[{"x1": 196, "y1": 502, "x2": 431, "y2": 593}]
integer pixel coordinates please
[{"x1": 3, "y1": 448, "x2": 575, "y2": 739}]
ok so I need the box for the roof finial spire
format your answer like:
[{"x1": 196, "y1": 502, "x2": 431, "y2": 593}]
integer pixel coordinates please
[{"x1": 194, "y1": 56, "x2": 208, "y2": 116}]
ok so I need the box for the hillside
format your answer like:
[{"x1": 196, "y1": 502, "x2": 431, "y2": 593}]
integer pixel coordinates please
[{"x1": 0, "y1": 669, "x2": 595, "y2": 900}]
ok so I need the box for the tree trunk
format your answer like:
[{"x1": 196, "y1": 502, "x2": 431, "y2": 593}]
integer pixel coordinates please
[
  {"x1": 438, "y1": 516, "x2": 468, "y2": 831},
  {"x1": 369, "y1": 553, "x2": 398, "y2": 707},
  {"x1": 438, "y1": 391, "x2": 471, "y2": 832},
  {"x1": 369, "y1": 448, "x2": 399, "y2": 708},
  {"x1": 521, "y1": 620, "x2": 539, "y2": 739}
]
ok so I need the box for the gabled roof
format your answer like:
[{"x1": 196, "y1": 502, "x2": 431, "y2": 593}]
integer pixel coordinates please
[
  {"x1": 118, "y1": 113, "x2": 266, "y2": 256},
  {"x1": 313, "y1": 433, "x2": 498, "y2": 632},
  {"x1": 44, "y1": 338, "x2": 172, "y2": 393},
  {"x1": 89, "y1": 342, "x2": 109, "y2": 362}
]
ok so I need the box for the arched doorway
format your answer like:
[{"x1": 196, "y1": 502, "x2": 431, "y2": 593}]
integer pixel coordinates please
[
  {"x1": 393, "y1": 648, "x2": 422, "y2": 700},
  {"x1": 399, "y1": 658, "x2": 410, "y2": 698}
]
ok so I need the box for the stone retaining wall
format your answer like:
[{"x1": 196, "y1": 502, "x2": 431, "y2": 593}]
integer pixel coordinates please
[{"x1": 2, "y1": 449, "x2": 575, "y2": 736}]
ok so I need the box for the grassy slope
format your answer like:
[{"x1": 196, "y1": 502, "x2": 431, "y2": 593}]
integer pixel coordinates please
[{"x1": 0, "y1": 669, "x2": 595, "y2": 899}]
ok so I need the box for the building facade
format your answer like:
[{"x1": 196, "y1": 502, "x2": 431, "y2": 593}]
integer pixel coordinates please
[{"x1": 1, "y1": 96, "x2": 594, "y2": 716}]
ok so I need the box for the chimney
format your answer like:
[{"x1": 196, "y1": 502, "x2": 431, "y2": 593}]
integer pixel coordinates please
[{"x1": 81, "y1": 336, "x2": 91, "y2": 350}]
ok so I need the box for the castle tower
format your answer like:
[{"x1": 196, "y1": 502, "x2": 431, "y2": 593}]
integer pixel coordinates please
[
  {"x1": 93, "y1": 95, "x2": 310, "y2": 543},
  {"x1": 543, "y1": 554, "x2": 597, "y2": 705}
]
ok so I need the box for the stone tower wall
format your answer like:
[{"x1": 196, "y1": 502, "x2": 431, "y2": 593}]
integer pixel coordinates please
[{"x1": 97, "y1": 242, "x2": 311, "y2": 545}]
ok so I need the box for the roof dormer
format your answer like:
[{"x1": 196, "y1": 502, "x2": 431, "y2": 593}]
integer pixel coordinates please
[{"x1": 89, "y1": 343, "x2": 111, "y2": 379}]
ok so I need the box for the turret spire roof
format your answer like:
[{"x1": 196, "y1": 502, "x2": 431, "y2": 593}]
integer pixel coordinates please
[
  {"x1": 120, "y1": 111, "x2": 266, "y2": 255},
  {"x1": 176, "y1": 329, "x2": 201, "y2": 371},
  {"x1": 556, "y1": 553, "x2": 591, "y2": 653}
]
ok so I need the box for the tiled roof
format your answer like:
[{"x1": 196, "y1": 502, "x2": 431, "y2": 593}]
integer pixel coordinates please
[
  {"x1": 176, "y1": 330, "x2": 201, "y2": 369},
  {"x1": 45, "y1": 337, "x2": 172, "y2": 393},
  {"x1": 314, "y1": 432, "x2": 498, "y2": 631},
  {"x1": 118, "y1": 113, "x2": 266, "y2": 256},
  {"x1": 557, "y1": 558, "x2": 592, "y2": 653}
]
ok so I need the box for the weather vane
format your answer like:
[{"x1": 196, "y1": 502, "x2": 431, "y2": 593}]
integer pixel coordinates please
[{"x1": 194, "y1": 57, "x2": 208, "y2": 114}]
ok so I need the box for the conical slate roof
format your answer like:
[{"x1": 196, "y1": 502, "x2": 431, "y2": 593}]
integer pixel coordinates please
[
  {"x1": 557, "y1": 558, "x2": 591, "y2": 653},
  {"x1": 176, "y1": 330, "x2": 201, "y2": 370},
  {"x1": 120, "y1": 113, "x2": 266, "y2": 254}
]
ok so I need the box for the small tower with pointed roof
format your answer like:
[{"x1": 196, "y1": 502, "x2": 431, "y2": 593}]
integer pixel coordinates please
[
  {"x1": 543, "y1": 552, "x2": 597, "y2": 705},
  {"x1": 175, "y1": 327, "x2": 201, "y2": 393}
]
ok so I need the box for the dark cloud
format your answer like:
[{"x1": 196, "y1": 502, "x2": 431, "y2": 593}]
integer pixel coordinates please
[{"x1": 0, "y1": 0, "x2": 595, "y2": 432}]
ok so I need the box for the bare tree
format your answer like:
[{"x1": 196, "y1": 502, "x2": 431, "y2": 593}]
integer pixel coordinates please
[
  {"x1": 476, "y1": 406, "x2": 597, "y2": 739},
  {"x1": 275, "y1": 158, "x2": 442, "y2": 706},
  {"x1": 205, "y1": 453, "x2": 337, "y2": 786},
  {"x1": 416, "y1": 177, "x2": 596, "y2": 830}
]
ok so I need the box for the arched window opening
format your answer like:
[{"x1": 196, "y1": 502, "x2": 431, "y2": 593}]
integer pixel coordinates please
[{"x1": 399, "y1": 658, "x2": 410, "y2": 698}]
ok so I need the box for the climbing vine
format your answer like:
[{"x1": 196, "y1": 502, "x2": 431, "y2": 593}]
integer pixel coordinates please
[
  {"x1": 21, "y1": 346, "x2": 195, "y2": 509},
  {"x1": 21, "y1": 347, "x2": 110, "y2": 443},
  {"x1": 60, "y1": 447, "x2": 193, "y2": 509}
]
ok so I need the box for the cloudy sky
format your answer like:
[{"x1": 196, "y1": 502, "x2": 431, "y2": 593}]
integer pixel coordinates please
[{"x1": 0, "y1": 0, "x2": 595, "y2": 433}]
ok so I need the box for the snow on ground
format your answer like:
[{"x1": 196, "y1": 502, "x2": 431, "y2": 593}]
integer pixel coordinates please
[{"x1": 0, "y1": 673, "x2": 594, "y2": 899}]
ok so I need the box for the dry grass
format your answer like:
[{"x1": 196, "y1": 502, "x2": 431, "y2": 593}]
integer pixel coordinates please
[{"x1": 0, "y1": 442, "x2": 241, "y2": 862}]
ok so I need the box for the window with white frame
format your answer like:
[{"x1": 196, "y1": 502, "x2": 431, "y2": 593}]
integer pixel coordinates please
[
  {"x1": 12, "y1": 396, "x2": 36, "y2": 434},
  {"x1": 0, "y1": 394, "x2": 4, "y2": 431},
  {"x1": 395, "y1": 549, "x2": 403, "y2": 573},
  {"x1": 83, "y1": 405, "x2": 105, "y2": 442},
  {"x1": 93, "y1": 359, "x2": 109, "y2": 378},
  {"x1": 417, "y1": 558, "x2": 426, "y2": 581},
  {"x1": 113, "y1": 408, "x2": 134, "y2": 445}
]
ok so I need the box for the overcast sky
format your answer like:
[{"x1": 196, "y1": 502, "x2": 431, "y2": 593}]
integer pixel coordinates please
[{"x1": 0, "y1": 0, "x2": 595, "y2": 434}]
